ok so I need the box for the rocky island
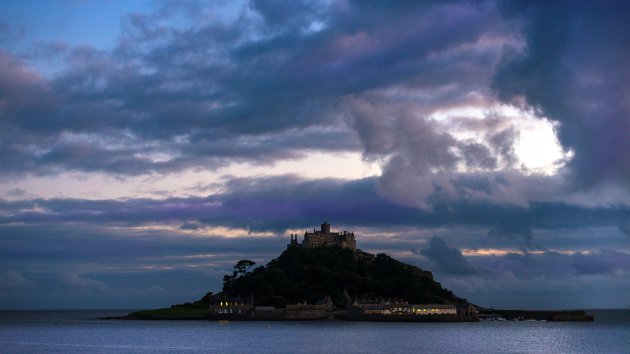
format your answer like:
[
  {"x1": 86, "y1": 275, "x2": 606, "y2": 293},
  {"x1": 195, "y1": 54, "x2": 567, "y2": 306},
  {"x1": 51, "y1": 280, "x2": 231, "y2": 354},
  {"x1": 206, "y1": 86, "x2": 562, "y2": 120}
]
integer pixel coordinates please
[{"x1": 122, "y1": 223, "x2": 591, "y2": 322}]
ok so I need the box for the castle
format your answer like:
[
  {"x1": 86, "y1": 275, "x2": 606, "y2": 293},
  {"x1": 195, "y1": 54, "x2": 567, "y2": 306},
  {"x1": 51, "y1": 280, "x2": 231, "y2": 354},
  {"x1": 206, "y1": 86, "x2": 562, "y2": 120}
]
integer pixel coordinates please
[{"x1": 288, "y1": 222, "x2": 357, "y2": 252}]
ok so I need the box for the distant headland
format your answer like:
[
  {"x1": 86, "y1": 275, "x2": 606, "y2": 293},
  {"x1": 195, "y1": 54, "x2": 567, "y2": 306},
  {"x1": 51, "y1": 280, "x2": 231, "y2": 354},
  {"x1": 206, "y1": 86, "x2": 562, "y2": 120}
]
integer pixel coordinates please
[{"x1": 120, "y1": 223, "x2": 592, "y2": 322}]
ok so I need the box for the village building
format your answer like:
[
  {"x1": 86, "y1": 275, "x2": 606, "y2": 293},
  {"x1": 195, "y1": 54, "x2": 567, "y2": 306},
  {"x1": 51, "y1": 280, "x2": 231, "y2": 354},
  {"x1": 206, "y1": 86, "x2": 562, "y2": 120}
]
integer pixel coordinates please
[
  {"x1": 351, "y1": 298, "x2": 458, "y2": 317},
  {"x1": 285, "y1": 296, "x2": 334, "y2": 319},
  {"x1": 351, "y1": 298, "x2": 391, "y2": 315},
  {"x1": 456, "y1": 303, "x2": 477, "y2": 317},
  {"x1": 410, "y1": 304, "x2": 457, "y2": 316},
  {"x1": 209, "y1": 296, "x2": 253, "y2": 316},
  {"x1": 352, "y1": 298, "x2": 410, "y2": 315}
]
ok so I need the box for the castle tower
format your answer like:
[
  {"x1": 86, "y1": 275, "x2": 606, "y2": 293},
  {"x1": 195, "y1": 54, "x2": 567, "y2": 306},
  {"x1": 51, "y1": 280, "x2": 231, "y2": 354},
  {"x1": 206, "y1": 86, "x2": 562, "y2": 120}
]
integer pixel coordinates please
[
  {"x1": 287, "y1": 234, "x2": 298, "y2": 248},
  {"x1": 321, "y1": 222, "x2": 331, "y2": 234}
]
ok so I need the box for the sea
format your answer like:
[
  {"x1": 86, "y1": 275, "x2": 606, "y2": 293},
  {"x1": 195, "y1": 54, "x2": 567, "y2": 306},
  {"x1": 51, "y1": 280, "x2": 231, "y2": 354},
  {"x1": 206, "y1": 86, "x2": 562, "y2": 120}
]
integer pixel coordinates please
[{"x1": 0, "y1": 310, "x2": 628, "y2": 353}]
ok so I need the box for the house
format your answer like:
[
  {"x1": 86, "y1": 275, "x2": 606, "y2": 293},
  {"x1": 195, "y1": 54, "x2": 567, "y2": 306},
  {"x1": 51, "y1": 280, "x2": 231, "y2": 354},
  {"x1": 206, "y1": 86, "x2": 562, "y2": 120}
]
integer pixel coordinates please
[{"x1": 209, "y1": 296, "x2": 253, "y2": 316}]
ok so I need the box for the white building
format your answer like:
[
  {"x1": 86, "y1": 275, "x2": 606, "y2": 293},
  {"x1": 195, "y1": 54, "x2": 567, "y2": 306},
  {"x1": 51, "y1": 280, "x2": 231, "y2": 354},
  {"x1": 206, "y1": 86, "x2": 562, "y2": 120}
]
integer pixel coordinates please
[{"x1": 411, "y1": 304, "x2": 457, "y2": 315}]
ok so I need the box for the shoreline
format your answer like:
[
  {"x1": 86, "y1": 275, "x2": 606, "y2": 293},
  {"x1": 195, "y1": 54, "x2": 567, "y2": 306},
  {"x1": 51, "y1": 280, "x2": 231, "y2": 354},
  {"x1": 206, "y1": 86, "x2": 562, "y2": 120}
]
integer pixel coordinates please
[{"x1": 106, "y1": 308, "x2": 593, "y2": 322}]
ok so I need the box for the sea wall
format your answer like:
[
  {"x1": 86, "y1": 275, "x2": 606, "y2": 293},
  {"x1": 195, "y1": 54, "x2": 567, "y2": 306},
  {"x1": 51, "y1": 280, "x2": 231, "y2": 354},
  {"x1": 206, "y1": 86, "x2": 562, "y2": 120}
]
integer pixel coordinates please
[
  {"x1": 481, "y1": 309, "x2": 594, "y2": 321},
  {"x1": 334, "y1": 313, "x2": 479, "y2": 322}
]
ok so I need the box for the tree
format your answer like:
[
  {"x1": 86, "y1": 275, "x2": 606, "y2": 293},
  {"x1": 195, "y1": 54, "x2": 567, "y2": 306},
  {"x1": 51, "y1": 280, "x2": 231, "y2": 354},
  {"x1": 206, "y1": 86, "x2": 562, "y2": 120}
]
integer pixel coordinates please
[
  {"x1": 233, "y1": 260, "x2": 256, "y2": 278},
  {"x1": 222, "y1": 260, "x2": 256, "y2": 296}
]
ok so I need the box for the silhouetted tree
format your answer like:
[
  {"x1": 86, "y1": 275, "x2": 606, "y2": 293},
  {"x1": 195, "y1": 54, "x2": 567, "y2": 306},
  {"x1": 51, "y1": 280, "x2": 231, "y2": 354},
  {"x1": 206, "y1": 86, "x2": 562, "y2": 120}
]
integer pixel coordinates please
[
  {"x1": 222, "y1": 260, "x2": 256, "y2": 296},
  {"x1": 233, "y1": 260, "x2": 256, "y2": 278}
]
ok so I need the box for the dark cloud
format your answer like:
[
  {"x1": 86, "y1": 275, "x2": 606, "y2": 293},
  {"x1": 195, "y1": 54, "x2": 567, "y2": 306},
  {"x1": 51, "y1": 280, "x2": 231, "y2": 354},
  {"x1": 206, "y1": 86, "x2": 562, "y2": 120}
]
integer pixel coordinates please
[
  {"x1": 1, "y1": 0, "x2": 627, "y2": 205},
  {"x1": 0, "y1": 221, "x2": 287, "y2": 308},
  {"x1": 493, "y1": 0, "x2": 630, "y2": 188},
  {"x1": 442, "y1": 250, "x2": 630, "y2": 309},
  {"x1": 420, "y1": 236, "x2": 475, "y2": 275},
  {"x1": 570, "y1": 251, "x2": 627, "y2": 275},
  {"x1": 1, "y1": 175, "x2": 629, "y2": 308},
  {"x1": 0, "y1": 51, "x2": 54, "y2": 118},
  {"x1": 179, "y1": 222, "x2": 202, "y2": 230},
  {"x1": 488, "y1": 222, "x2": 533, "y2": 244},
  {"x1": 479, "y1": 249, "x2": 630, "y2": 279},
  {"x1": 0, "y1": 0, "x2": 516, "y2": 177},
  {"x1": 1, "y1": 0, "x2": 629, "y2": 309},
  {"x1": 0, "y1": 176, "x2": 628, "y2": 239}
]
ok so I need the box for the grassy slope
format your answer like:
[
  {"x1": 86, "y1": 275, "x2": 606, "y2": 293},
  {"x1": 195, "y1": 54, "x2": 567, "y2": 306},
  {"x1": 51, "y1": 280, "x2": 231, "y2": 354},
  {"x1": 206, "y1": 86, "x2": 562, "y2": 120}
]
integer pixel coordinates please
[{"x1": 126, "y1": 305, "x2": 208, "y2": 320}]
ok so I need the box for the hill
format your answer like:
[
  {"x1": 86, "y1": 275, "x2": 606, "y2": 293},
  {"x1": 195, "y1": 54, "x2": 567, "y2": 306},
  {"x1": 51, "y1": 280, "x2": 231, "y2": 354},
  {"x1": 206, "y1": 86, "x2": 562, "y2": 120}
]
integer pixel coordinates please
[
  {"x1": 222, "y1": 246, "x2": 465, "y2": 308},
  {"x1": 122, "y1": 246, "x2": 465, "y2": 320}
]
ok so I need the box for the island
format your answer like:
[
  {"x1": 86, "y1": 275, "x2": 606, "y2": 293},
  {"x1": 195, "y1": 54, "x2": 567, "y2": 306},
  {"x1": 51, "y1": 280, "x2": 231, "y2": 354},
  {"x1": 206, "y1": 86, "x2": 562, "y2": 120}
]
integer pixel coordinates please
[{"x1": 122, "y1": 223, "x2": 592, "y2": 322}]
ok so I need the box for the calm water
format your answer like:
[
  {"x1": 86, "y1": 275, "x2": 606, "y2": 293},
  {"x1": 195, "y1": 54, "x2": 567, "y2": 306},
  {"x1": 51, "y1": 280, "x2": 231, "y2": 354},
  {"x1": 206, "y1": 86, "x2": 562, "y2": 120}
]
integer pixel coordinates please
[{"x1": 0, "y1": 310, "x2": 628, "y2": 353}]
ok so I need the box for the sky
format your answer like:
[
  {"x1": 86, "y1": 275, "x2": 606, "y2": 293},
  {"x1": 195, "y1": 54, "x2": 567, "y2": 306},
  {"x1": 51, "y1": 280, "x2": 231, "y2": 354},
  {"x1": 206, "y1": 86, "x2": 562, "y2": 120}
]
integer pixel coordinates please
[{"x1": 0, "y1": 0, "x2": 629, "y2": 310}]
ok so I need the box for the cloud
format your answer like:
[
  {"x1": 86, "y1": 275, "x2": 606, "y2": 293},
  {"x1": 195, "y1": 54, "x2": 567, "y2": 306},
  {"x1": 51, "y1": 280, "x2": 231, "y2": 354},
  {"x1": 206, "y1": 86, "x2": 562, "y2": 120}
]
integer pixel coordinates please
[
  {"x1": 1, "y1": 0, "x2": 629, "y2": 309},
  {"x1": 423, "y1": 247, "x2": 630, "y2": 308},
  {"x1": 0, "y1": 0, "x2": 520, "y2": 180},
  {"x1": 346, "y1": 99, "x2": 532, "y2": 209},
  {"x1": 492, "y1": 1, "x2": 630, "y2": 188},
  {"x1": 0, "y1": 175, "x2": 628, "y2": 240},
  {"x1": 488, "y1": 223, "x2": 532, "y2": 244},
  {"x1": 570, "y1": 251, "x2": 627, "y2": 275},
  {"x1": 180, "y1": 222, "x2": 202, "y2": 230},
  {"x1": 0, "y1": 50, "x2": 54, "y2": 120},
  {"x1": 1, "y1": 175, "x2": 629, "y2": 308},
  {"x1": 4, "y1": 0, "x2": 613, "y2": 218},
  {"x1": 420, "y1": 236, "x2": 475, "y2": 275},
  {"x1": 5, "y1": 188, "x2": 26, "y2": 197},
  {"x1": 1, "y1": 0, "x2": 626, "y2": 210}
]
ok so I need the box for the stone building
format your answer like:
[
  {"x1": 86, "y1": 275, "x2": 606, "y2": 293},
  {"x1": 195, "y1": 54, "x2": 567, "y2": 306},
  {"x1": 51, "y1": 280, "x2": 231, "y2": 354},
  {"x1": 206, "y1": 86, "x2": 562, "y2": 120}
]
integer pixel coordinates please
[
  {"x1": 351, "y1": 298, "x2": 410, "y2": 315},
  {"x1": 456, "y1": 303, "x2": 477, "y2": 317},
  {"x1": 288, "y1": 222, "x2": 356, "y2": 251},
  {"x1": 285, "y1": 296, "x2": 334, "y2": 319}
]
